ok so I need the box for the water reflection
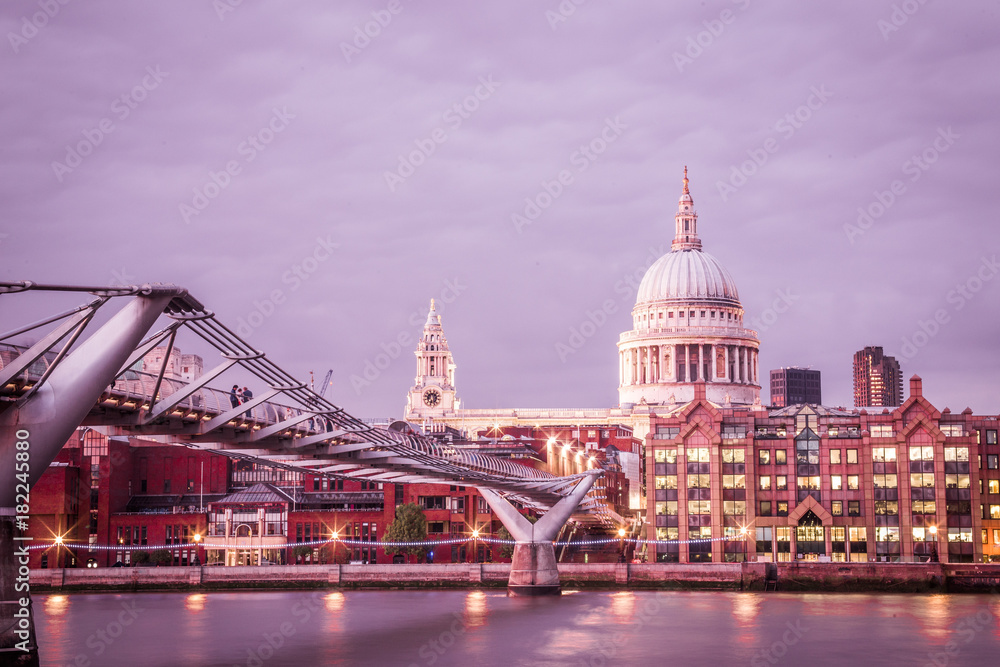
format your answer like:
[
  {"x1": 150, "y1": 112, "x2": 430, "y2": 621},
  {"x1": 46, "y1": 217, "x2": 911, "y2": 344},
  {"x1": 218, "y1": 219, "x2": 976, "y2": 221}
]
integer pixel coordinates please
[
  {"x1": 185, "y1": 593, "x2": 206, "y2": 613},
  {"x1": 610, "y1": 591, "x2": 635, "y2": 623},
  {"x1": 731, "y1": 593, "x2": 760, "y2": 628},
  {"x1": 30, "y1": 591, "x2": 1000, "y2": 666},
  {"x1": 44, "y1": 595, "x2": 70, "y2": 617},
  {"x1": 915, "y1": 594, "x2": 951, "y2": 641},
  {"x1": 324, "y1": 591, "x2": 345, "y2": 613},
  {"x1": 464, "y1": 590, "x2": 488, "y2": 628}
]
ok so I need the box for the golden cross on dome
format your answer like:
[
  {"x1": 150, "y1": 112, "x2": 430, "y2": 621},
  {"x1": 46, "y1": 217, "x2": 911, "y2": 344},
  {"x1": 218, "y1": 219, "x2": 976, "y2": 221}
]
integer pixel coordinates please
[{"x1": 682, "y1": 166, "x2": 690, "y2": 195}]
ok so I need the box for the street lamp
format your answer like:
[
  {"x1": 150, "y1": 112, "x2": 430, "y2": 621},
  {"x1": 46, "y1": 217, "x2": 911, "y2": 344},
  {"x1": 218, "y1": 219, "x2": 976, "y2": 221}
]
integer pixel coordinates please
[
  {"x1": 739, "y1": 526, "x2": 749, "y2": 562},
  {"x1": 928, "y1": 525, "x2": 938, "y2": 562},
  {"x1": 192, "y1": 532, "x2": 202, "y2": 566}
]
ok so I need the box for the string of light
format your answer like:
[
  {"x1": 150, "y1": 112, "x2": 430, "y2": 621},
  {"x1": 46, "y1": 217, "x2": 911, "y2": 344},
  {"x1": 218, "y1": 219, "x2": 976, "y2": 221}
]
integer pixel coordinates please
[{"x1": 25, "y1": 535, "x2": 742, "y2": 551}]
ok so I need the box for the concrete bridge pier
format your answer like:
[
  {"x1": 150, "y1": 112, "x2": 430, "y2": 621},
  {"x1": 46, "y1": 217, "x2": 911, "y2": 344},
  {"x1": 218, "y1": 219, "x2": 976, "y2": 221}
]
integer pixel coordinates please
[
  {"x1": 0, "y1": 289, "x2": 176, "y2": 665},
  {"x1": 479, "y1": 471, "x2": 600, "y2": 596}
]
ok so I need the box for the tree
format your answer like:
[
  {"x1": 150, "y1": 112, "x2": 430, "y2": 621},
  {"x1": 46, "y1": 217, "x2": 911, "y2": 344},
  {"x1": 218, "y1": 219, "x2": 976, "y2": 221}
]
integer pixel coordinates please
[
  {"x1": 131, "y1": 551, "x2": 150, "y2": 566},
  {"x1": 150, "y1": 549, "x2": 172, "y2": 566},
  {"x1": 383, "y1": 502, "x2": 428, "y2": 563}
]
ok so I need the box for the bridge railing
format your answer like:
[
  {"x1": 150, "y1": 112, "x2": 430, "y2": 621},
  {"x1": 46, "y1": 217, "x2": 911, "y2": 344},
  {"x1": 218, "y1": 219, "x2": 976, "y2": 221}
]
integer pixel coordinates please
[
  {"x1": 0, "y1": 343, "x2": 331, "y2": 436},
  {"x1": 2, "y1": 345, "x2": 603, "y2": 518}
]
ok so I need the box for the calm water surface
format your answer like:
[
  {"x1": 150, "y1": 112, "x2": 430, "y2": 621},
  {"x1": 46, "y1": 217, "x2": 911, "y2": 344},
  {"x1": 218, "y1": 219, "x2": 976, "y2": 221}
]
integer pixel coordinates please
[{"x1": 34, "y1": 589, "x2": 1000, "y2": 666}]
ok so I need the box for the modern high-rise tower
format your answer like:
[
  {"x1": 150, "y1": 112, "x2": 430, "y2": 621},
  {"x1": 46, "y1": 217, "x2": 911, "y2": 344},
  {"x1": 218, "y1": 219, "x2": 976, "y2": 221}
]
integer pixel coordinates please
[{"x1": 853, "y1": 346, "x2": 902, "y2": 407}]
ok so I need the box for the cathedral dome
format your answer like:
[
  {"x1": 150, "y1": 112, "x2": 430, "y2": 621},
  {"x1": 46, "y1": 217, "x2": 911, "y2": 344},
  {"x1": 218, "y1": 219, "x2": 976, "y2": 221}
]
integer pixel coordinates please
[
  {"x1": 617, "y1": 167, "x2": 761, "y2": 408},
  {"x1": 636, "y1": 248, "x2": 740, "y2": 306}
]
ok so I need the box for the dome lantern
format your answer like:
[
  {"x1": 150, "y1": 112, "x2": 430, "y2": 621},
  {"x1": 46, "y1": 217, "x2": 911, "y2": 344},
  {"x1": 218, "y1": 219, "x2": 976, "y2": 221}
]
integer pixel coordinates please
[{"x1": 672, "y1": 166, "x2": 702, "y2": 251}]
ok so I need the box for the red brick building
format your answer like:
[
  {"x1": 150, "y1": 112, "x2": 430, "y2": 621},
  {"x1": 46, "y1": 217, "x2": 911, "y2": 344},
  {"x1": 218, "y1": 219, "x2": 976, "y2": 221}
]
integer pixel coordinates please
[{"x1": 647, "y1": 377, "x2": 1000, "y2": 564}]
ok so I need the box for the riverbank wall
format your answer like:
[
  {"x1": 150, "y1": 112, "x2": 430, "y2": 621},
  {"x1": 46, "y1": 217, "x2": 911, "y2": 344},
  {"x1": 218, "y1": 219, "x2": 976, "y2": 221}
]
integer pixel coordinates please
[{"x1": 28, "y1": 562, "x2": 1000, "y2": 593}]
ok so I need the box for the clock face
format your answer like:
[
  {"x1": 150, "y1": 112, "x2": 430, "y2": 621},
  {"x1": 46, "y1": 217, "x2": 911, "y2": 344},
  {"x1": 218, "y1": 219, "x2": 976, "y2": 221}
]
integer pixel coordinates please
[{"x1": 423, "y1": 389, "x2": 441, "y2": 407}]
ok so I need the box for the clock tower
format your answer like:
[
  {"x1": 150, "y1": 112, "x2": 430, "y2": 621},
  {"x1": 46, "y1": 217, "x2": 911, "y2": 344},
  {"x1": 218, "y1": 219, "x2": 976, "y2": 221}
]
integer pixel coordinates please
[{"x1": 404, "y1": 299, "x2": 460, "y2": 422}]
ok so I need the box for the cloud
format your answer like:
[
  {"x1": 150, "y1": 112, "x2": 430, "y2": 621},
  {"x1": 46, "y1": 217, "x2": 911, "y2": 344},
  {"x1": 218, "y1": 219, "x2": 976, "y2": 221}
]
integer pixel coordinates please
[{"x1": 2, "y1": 0, "x2": 999, "y2": 415}]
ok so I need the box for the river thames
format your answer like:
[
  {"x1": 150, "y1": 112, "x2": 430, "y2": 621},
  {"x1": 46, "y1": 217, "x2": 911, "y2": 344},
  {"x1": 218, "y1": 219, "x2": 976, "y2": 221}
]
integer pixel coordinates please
[{"x1": 34, "y1": 590, "x2": 1000, "y2": 666}]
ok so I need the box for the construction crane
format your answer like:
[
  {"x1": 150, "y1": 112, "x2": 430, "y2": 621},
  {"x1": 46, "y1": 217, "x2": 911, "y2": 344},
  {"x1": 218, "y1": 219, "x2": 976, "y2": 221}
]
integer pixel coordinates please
[{"x1": 311, "y1": 369, "x2": 333, "y2": 398}]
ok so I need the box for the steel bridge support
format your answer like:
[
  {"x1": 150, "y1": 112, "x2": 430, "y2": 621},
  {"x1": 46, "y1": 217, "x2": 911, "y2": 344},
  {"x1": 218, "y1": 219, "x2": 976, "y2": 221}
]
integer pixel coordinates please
[
  {"x1": 479, "y1": 471, "x2": 599, "y2": 596},
  {"x1": 0, "y1": 290, "x2": 175, "y2": 664}
]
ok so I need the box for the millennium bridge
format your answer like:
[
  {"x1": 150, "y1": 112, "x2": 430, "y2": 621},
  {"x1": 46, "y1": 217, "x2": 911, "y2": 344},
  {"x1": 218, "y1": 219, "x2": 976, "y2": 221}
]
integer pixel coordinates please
[{"x1": 0, "y1": 281, "x2": 620, "y2": 663}]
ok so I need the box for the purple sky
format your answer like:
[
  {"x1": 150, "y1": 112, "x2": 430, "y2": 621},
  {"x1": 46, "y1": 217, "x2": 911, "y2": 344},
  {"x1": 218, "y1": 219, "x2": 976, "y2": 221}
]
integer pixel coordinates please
[{"x1": 2, "y1": 1, "x2": 999, "y2": 418}]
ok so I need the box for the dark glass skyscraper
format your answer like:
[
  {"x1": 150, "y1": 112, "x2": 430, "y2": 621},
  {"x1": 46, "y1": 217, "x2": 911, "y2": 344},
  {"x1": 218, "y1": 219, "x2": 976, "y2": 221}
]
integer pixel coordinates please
[{"x1": 769, "y1": 367, "x2": 822, "y2": 407}]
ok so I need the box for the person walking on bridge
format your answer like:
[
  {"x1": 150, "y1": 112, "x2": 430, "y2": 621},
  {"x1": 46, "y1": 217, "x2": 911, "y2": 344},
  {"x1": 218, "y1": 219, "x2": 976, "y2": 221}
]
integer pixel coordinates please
[
  {"x1": 230, "y1": 385, "x2": 240, "y2": 410},
  {"x1": 242, "y1": 386, "x2": 253, "y2": 419}
]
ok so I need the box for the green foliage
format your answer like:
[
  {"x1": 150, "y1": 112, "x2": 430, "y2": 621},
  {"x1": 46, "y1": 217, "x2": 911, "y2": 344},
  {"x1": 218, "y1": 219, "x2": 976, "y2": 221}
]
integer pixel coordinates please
[
  {"x1": 292, "y1": 545, "x2": 313, "y2": 561},
  {"x1": 383, "y1": 502, "x2": 428, "y2": 559},
  {"x1": 131, "y1": 551, "x2": 150, "y2": 565},
  {"x1": 149, "y1": 549, "x2": 172, "y2": 566}
]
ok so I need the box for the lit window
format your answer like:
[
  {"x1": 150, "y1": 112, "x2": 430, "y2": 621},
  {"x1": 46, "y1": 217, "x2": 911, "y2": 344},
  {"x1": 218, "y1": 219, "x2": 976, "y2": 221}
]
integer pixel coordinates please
[
  {"x1": 944, "y1": 447, "x2": 969, "y2": 462},
  {"x1": 830, "y1": 449, "x2": 841, "y2": 464},
  {"x1": 874, "y1": 501, "x2": 899, "y2": 516},
  {"x1": 775, "y1": 450, "x2": 787, "y2": 465},
  {"x1": 758, "y1": 450, "x2": 771, "y2": 465},
  {"x1": 848, "y1": 475, "x2": 859, "y2": 490},
  {"x1": 776, "y1": 501, "x2": 788, "y2": 516},
  {"x1": 688, "y1": 500, "x2": 711, "y2": 515},
  {"x1": 989, "y1": 480, "x2": 1000, "y2": 494},
  {"x1": 847, "y1": 449, "x2": 858, "y2": 464},
  {"x1": 873, "y1": 474, "x2": 897, "y2": 489},
  {"x1": 722, "y1": 448, "x2": 745, "y2": 463},
  {"x1": 831, "y1": 475, "x2": 842, "y2": 491},
  {"x1": 759, "y1": 476, "x2": 771, "y2": 490},
  {"x1": 655, "y1": 501, "x2": 678, "y2": 516},
  {"x1": 775, "y1": 476, "x2": 787, "y2": 490},
  {"x1": 875, "y1": 526, "x2": 900, "y2": 542},
  {"x1": 687, "y1": 474, "x2": 710, "y2": 489},
  {"x1": 872, "y1": 447, "x2": 896, "y2": 462},
  {"x1": 831, "y1": 501, "x2": 843, "y2": 516},
  {"x1": 723, "y1": 475, "x2": 745, "y2": 490},
  {"x1": 947, "y1": 528, "x2": 973, "y2": 543},
  {"x1": 686, "y1": 447, "x2": 710, "y2": 463},
  {"x1": 655, "y1": 476, "x2": 677, "y2": 490},
  {"x1": 723, "y1": 501, "x2": 745, "y2": 516}
]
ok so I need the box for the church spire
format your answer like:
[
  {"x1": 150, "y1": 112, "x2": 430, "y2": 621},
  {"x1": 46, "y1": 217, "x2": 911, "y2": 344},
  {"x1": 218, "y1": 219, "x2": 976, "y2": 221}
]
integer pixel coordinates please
[
  {"x1": 672, "y1": 166, "x2": 701, "y2": 251},
  {"x1": 425, "y1": 298, "x2": 440, "y2": 326}
]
